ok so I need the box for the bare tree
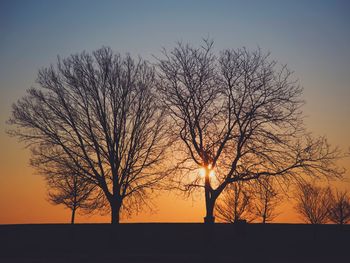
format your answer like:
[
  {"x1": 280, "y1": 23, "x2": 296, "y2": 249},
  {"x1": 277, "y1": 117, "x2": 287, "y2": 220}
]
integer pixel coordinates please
[
  {"x1": 294, "y1": 182, "x2": 332, "y2": 224},
  {"x1": 157, "y1": 40, "x2": 344, "y2": 223},
  {"x1": 251, "y1": 178, "x2": 280, "y2": 223},
  {"x1": 46, "y1": 172, "x2": 102, "y2": 224},
  {"x1": 216, "y1": 181, "x2": 253, "y2": 223},
  {"x1": 34, "y1": 152, "x2": 105, "y2": 224},
  {"x1": 8, "y1": 47, "x2": 171, "y2": 224},
  {"x1": 327, "y1": 190, "x2": 350, "y2": 224}
]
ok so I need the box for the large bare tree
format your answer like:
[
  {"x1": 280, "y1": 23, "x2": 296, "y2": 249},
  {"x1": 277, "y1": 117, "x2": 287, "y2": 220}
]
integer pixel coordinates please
[
  {"x1": 8, "y1": 47, "x2": 171, "y2": 224},
  {"x1": 157, "y1": 40, "x2": 344, "y2": 223}
]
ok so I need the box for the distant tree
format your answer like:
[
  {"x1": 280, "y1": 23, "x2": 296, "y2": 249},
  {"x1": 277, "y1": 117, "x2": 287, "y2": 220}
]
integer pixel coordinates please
[
  {"x1": 8, "y1": 47, "x2": 171, "y2": 224},
  {"x1": 251, "y1": 178, "x2": 280, "y2": 223},
  {"x1": 216, "y1": 182, "x2": 253, "y2": 223},
  {"x1": 34, "y1": 154, "x2": 105, "y2": 224},
  {"x1": 295, "y1": 182, "x2": 332, "y2": 224},
  {"x1": 327, "y1": 190, "x2": 350, "y2": 225},
  {"x1": 157, "y1": 40, "x2": 344, "y2": 224},
  {"x1": 47, "y1": 172, "x2": 102, "y2": 224}
]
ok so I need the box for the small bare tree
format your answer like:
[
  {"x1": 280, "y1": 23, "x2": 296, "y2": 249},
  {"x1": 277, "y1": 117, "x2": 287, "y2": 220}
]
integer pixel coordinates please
[
  {"x1": 8, "y1": 47, "x2": 171, "y2": 224},
  {"x1": 157, "y1": 40, "x2": 344, "y2": 224},
  {"x1": 47, "y1": 172, "x2": 102, "y2": 224},
  {"x1": 34, "y1": 154, "x2": 105, "y2": 224},
  {"x1": 295, "y1": 182, "x2": 332, "y2": 224},
  {"x1": 216, "y1": 182, "x2": 253, "y2": 223},
  {"x1": 251, "y1": 178, "x2": 280, "y2": 223},
  {"x1": 327, "y1": 190, "x2": 350, "y2": 225}
]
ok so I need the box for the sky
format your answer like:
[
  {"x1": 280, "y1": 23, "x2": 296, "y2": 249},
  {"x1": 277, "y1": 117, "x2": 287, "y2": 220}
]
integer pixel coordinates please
[{"x1": 0, "y1": 0, "x2": 350, "y2": 224}]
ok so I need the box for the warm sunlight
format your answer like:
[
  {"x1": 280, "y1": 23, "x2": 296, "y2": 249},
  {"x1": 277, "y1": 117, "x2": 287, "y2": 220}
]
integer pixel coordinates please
[
  {"x1": 198, "y1": 165, "x2": 215, "y2": 178},
  {"x1": 209, "y1": 170, "x2": 215, "y2": 178},
  {"x1": 199, "y1": 167, "x2": 206, "y2": 178}
]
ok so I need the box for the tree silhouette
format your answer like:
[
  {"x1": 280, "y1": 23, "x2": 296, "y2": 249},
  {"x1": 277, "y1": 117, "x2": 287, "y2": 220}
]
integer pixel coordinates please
[
  {"x1": 157, "y1": 40, "x2": 344, "y2": 223},
  {"x1": 251, "y1": 178, "x2": 280, "y2": 223},
  {"x1": 216, "y1": 181, "x2": 253, "y2": 223},
  {"x1": 32, "y1": 153, "x2": 105, "y2": 224},
  {"x1": 8, "y1": 47, "x2": 171, "y2": 224},
  {"x1": 295, "y1": 182, "x2": 332, "y2": 224},
  {"x1": 328, "y1": 190, "x2": 350, "y2": 224},
  {"x1": 46, "y1": 172, "x2": 102, "y2": 224}
]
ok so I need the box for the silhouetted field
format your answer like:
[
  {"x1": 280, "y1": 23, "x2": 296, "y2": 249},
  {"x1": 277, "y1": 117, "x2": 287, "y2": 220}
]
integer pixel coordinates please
[{"x1": 0, "y1": 223, "x2": 349, "y2": 262}]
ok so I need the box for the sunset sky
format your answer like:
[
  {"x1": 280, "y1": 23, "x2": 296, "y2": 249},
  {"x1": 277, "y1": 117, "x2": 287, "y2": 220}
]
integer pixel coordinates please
[{"x1": 1, "y1": 0, "x2": 349, "y2": 224}]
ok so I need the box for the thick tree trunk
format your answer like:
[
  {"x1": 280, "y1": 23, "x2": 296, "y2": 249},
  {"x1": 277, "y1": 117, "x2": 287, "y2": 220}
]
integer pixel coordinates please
[
  {"x1": 204, "y1": 198, "x2": 216, "y2": 224},
  {"x1": 71, "y1": 206, "x2": 76, "y2": 224},
  {"x1": 204, "y1": 168, "x2": 216, "y2": 224},
  {"x1": 110, "y1": 200, "x2": 122, "y2": 224}
]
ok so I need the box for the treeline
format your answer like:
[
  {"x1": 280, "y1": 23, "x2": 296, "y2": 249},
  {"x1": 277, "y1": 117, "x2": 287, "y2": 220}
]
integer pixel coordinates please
[{"x1": 8, "y1": 40, "x2": 349, "y2": 224}]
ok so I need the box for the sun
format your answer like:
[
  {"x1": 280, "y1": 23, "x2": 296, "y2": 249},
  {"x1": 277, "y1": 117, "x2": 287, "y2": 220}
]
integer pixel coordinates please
[{"x1": 198, "y1": 165, "x2": 215, "y2": 178}]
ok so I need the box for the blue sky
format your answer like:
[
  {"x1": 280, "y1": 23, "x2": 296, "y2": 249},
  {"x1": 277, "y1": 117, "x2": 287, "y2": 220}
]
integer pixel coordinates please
[
  {"x1": 1, "y1": 0, "x2": 349, "y2": 139},
  {"x1": 1, "y1": 0, "x2": 349, "y2": 60}
]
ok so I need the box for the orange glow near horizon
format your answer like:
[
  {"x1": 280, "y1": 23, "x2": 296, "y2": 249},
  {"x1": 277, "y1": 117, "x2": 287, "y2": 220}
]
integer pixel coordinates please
[
  {"x1": 0, "y1": 137, "x2": 349, "y2": 224},
  {"x1": 1, "y1": 108, "x2": 349, "y2": 224}
]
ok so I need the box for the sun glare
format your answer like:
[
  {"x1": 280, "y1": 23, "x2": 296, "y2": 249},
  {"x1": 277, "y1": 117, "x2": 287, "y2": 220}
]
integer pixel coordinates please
[
  {"x1": 199, "y1": 168, "x2": 206, "y2": 177},
  {"x1": 209, "y1": 170, "x2": 215, "y2": 177},
  {"x1": 198, "y1": 164, "x2": 215, "y2": 178}
]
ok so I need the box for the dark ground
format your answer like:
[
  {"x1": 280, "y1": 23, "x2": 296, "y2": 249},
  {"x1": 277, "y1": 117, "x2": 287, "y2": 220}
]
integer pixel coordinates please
[{"x1": 0, "y1": 223, "x2": 349, "y2": 263}]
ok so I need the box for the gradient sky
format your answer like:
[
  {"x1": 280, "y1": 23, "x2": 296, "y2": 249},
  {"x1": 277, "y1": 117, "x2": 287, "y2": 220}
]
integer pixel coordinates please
[{"x1": 1, "y1": 0, "x2": 350, "y2": 224}]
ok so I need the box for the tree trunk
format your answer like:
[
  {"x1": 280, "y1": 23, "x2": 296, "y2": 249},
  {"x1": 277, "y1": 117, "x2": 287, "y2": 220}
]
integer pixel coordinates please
[
  {"x1": 262, "y1": 194, "x2": 268, "y2": 223},
  {"x1": 204, "y1": 168, "x2": 216, "y2": 224},
  {"x1": 110, "y1": 200, "x2": 122, "y2": 224},
  {"x1": 71, "y1": 188, "x2": 77, "y2": 224},
  {"x1": 204, "y1": 198, "x2": 216, "y2": 224},
  {"x1": 71, "y1": 206, "x2": 76, "y2": 224}
]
